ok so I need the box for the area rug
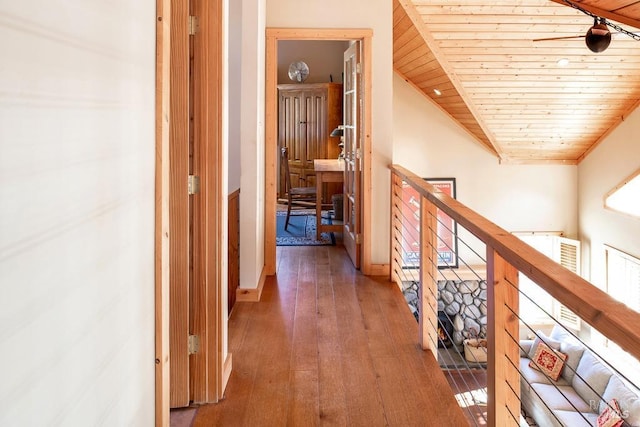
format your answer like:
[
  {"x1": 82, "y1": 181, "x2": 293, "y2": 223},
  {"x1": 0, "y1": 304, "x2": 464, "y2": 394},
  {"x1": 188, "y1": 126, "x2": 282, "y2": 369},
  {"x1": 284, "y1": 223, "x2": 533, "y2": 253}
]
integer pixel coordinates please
[{"x1": 276, "y1": 210, "x2": 336, "y2": 246}]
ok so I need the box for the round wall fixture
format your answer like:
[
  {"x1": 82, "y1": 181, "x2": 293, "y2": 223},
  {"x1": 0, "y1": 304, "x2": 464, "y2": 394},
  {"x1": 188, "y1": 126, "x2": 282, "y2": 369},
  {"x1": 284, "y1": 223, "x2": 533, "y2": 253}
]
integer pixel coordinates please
[{"x1": 288, "y1": 61, "x2": 309, "y2": 83}]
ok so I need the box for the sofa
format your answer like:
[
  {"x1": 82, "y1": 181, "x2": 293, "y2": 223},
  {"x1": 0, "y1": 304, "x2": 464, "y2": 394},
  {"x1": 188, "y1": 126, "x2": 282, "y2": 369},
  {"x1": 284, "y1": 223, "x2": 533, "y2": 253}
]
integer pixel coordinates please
[{"x1": 520, "y1": 325, "x2": 640, "y2": 427}]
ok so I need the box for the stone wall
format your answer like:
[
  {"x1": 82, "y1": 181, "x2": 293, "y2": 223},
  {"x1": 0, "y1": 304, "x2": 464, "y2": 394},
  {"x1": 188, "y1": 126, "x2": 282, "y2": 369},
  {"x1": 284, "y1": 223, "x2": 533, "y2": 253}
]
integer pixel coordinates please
[{"x1": 403, "y1": 279, "x2": 487, "y2": 346}]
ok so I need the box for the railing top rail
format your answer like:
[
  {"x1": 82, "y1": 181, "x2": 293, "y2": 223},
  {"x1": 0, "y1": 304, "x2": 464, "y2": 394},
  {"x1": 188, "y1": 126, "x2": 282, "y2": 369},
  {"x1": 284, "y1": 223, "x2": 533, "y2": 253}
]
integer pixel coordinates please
[{"x1": 391, "y1": 164, "x2": 640, "y2": 360}]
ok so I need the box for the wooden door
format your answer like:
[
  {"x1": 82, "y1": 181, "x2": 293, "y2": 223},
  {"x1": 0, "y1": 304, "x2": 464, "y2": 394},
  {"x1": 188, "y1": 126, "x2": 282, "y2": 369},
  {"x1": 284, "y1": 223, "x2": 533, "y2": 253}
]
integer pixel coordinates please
[
  {"x1": 302, "y1": 87, "x2": 328, "y2": 190},
  {"x1": 278, "y1": 84, "x2": 342, "y2": 201},
  {"x1": 169, "y1": 0, "x2": 191, "y2": 408},
  {"x1": 343, "y1": 43, "x2": 362, "y2": 268},
  {"x1": 168, "y1": 0, "x2": 225, "y2": 409},
  {"x1": 278, "y1": 88, "x2": 306, "y2": 194}
]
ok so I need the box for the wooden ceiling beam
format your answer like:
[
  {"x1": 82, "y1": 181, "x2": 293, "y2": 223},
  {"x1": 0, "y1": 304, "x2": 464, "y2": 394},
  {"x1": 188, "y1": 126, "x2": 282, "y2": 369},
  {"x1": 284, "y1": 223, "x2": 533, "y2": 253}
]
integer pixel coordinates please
[{"x1": 549, "y1": 0, "x2": 640, "y2": 30}]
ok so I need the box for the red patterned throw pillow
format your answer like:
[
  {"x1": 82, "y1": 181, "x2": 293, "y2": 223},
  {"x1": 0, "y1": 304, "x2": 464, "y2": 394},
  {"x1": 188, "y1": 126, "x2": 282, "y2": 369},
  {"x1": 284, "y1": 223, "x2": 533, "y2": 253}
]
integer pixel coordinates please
[
  {"x1": 528, "y1": 342, "x2": 567, "y2": 381},
  {"x1": 597, "y1": 399, "x2": 624, "y2": 427}
]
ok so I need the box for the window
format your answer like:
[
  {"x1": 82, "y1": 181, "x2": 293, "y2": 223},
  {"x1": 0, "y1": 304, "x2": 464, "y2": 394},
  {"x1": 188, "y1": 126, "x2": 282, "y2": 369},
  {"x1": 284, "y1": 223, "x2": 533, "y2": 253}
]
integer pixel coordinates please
[
  {"x1": 514, "y1": 233, "x2": 581, "y2": 329},
  {"x1": 605, "y1": 245, "x2": 640, "y2": 313},
  {"x1": 604, "y1": 168, "x2": 640, "y2": 218},
  {"x1": 594, "y1": 245, "x2": 640, "y2": 385}
]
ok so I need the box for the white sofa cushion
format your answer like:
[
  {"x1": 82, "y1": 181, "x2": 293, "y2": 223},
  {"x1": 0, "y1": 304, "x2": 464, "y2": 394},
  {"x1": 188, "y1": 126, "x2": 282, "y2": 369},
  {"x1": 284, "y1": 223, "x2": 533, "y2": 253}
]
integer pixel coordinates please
[
  {"x1": 553, "y1": 409, "x2": 599, "y2": 426},
  {"x1": 520, "y1": 357, "x2": 570, "y2": 387},
  {"x1": 531, "y1": 383, "x2": 594, "y2": 412},
  {"x1": 599, "y1": 375, "x2": 640, "y2": 426},
  {"x1": 528, "y1": 330, "x2": 562, "y2": 360},
  {"x1": 571, "y1": 351, "x2": 613, "y2": 408},
  {"x1": 560, "y1": 341, "x2": 585, "y2": 383}
]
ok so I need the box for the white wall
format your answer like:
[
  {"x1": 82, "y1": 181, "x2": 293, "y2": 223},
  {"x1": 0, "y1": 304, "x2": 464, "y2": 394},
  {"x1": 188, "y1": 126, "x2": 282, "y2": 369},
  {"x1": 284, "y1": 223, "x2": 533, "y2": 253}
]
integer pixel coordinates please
[
  {"x1": 239, "y1": 0, "x2": 266, "y2": 288},
  {"x1": 278, "y1": 40, "x2": 350, "y2": 84},
  {"x1": 228, "y1": 0, "x2": 242, "y2": 193},
  {"x1": 0, "y1": 1, "x2": 155, "y2": 425},
  {"x1": 393, "y1": 74, "x2": 578, "y2": 264},
  {"x1": 267, "y1": 0, "x2": 393, "y2": 266},
  {"x1": 578, "y1": 107, "x2": 640, "y2": 286}
]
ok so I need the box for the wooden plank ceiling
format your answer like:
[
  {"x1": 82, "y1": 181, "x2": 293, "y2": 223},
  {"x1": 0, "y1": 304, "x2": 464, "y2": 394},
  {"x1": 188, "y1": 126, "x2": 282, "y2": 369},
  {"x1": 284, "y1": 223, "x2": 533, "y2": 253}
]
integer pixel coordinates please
[{"x1": 394, "y1": 0, "x2": 640, "y2": 164}]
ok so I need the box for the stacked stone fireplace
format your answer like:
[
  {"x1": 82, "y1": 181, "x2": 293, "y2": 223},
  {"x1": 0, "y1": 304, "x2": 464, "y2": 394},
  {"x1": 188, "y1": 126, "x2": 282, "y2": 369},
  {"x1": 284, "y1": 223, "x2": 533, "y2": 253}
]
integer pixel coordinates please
[{"x1": 403, "y1": 279, "x2": 487, "y2": 347}]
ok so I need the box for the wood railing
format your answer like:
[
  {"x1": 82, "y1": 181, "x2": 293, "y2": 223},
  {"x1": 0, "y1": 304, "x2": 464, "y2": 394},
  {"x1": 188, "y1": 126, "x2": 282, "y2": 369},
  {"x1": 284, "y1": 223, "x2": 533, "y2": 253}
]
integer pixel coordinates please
[{"x1": 390, "y1": 164, "x2": 640, "y2": 426}]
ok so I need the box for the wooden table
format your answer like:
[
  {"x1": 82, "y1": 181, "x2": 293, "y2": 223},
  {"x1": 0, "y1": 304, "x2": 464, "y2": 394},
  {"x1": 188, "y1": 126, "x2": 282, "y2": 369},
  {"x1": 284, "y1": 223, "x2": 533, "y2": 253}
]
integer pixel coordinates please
[{"x1": 314, "y1": 159, "x2": 344, "y2": 240}]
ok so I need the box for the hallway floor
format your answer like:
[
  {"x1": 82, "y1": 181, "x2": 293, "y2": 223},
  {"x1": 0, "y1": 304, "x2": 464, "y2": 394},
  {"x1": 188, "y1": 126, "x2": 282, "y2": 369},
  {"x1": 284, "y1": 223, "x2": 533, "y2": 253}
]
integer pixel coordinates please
[{"x1": 172, "y1": 245, "x2": 466, "y2": 426}]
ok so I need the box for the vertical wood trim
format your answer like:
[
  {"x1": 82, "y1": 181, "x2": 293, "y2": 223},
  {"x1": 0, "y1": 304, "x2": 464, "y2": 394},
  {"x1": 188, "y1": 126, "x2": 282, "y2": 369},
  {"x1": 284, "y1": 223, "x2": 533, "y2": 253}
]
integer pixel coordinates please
[
  {"x1": 361, "y1": 34, "x2": 373, "y2": 275},
  {"x1": 155, "y1": 0, "x2": 171, "y2": 424},
  {"x1": 390, "y1": 173, "x2": 403, "y2": 286},
  {"x1": 213, "y1": 0, "x2": 226, "y2": 399},
  {"x1": 264, "y1": 31, "x2": 278, "y2": 276},
  {"x1": 420, "y1": 196, "x2": 438, "y2": 354},
  {"x1": 487, "y1": 248, "x2": 521, "y2": 426},
  {"x1": 228, "y1": 189, "x2": 240, "y2": 314},
  {"x1": 191, "y1": 0, "x2": 225, "y2": 404},
  {"x1": 168, "y1": 0, "x2": 190, "y2": 408}
]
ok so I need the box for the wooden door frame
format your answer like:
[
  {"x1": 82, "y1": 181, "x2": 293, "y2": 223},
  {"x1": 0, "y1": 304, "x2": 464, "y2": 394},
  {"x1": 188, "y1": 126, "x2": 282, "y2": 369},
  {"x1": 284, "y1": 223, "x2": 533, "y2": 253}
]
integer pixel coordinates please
[
  {"x1": 264, "y1": 28, "x2": 373, "y2": 275},
  {"x1": 156, "y1": 0, "x2": 229, "y2": 424},
  {"x1": 155, "y1": 0, "x2": 171, "y2": 425}
]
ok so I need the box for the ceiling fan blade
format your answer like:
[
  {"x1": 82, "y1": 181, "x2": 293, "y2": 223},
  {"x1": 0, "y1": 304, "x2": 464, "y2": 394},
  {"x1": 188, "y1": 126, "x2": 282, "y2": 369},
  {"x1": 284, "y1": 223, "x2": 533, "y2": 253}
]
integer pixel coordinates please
[{"x1": 533, "y1": 35, "x2": 585, "y2": 42}]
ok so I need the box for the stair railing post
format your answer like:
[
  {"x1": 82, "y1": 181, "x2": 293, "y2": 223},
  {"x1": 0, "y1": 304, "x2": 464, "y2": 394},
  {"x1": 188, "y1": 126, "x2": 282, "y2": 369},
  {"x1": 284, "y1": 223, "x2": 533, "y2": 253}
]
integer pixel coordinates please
[
  {"x1": 487, "y1": 246, "x2": 521, "y2": 426},
  {"x1": 419, "y1": 195, "x2": 439, "y2": 354},
  {"x1": 390, "y1": 172, "x2": 404, "y2": 286}
]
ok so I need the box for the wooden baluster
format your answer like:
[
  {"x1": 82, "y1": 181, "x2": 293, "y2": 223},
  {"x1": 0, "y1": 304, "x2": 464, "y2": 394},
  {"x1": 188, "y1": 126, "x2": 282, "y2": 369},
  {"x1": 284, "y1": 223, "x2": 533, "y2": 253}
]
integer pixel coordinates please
[
  {"x1": 420, "y1": 195, "x2": 439, "y2": 354},
  {"x1": 487, "y1": 248, "x2": 521, "y2": 426},
  {"x1": 390, "y1": 173, "x2": 404, "y2": 287}
]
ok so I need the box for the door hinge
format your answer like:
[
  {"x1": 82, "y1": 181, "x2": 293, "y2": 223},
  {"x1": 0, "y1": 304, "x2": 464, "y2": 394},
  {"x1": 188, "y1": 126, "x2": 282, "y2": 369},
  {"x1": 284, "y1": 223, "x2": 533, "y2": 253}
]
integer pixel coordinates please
[
  {"x1": 188, "y1": 15, "x2": 199, "y2": 36},
  {"x1": 188, "y1": 175, "x2": 200, "y2": 195},
  {"x1": 355, "y1": 148, "x2": 362, "y2": 159},
  {"x1": 356, "y1": 234, "x2": 362, "y2": 245},
  {"x1": 356, "y1": 63, "x2": 362, "y2": 74},
  {"x1": 188, "y1": 335, "x2": 200, "y2": 355}
]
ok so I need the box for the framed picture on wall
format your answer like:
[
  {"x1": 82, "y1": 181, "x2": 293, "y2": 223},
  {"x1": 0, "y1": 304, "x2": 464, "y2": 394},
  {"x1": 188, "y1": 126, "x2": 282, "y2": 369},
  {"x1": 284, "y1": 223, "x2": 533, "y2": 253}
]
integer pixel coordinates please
[
  {"x1": 425, "y1": 178, "x2": 458, "y2": 269},
  {"x1": 400, "y1": 177, "x2": 458, "y2": 270}
]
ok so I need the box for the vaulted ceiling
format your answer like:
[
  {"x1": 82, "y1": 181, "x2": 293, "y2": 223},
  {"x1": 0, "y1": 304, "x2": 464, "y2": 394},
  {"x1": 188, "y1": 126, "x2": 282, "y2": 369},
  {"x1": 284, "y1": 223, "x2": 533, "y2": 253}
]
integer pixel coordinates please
[{"x1": 394, "y1": 0, "x2": 640, "y2": 164}]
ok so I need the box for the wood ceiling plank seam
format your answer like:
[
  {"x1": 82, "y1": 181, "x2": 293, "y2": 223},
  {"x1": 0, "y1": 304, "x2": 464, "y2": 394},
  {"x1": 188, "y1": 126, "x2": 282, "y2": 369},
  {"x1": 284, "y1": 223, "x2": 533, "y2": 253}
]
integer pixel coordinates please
[
  {"x1": 398, "y1": 0, "x2": 503, "y2": 158},
  {"x1": 414, "y1": 75, "x2": 457, "y2": 88},
  {"x1": 425, "y1": 23, "x2": 597, "y2": 32},
  {"x1": 445, "y1": 54, "x2": 640, "y2": 63},
  {"x1": 392, "y1": 0, "x2": 404, "y2": 26},
  {"x1": 393, "y1": 33, "x2": 425, "y2": 56},
  {"x1": 393, "y1": 15, "x2": 415, "y2": 37},
  {"x1": 398, "y1": 58, "x2": 444, "y2": 78},
  {"x1": 421, "y1": 14, "x2": 591, "y2": 25},
  {"x1": 468, "y1": 92, "x2": 636, "y2": 99},
  {"x1": 443, "y1": 47, "x2": 640, "y2": 55},
  {"x1": 393, "y1": 40, "x2": 432, "y2": 67},
  {"x1": 394, "y1": 68, "x2": 497, "y2": 156},
  {"x1": 449, "y1": 62, "x2": 640, "y2": 69},
  {"x1": 467, "y1": 87, "x2": 640, "y2": 94},
  {"x1": 454, "y1": 68, "x2": 638, "y2": 76},
  {"x1": 413, "y1": 5, "x2": 572, "y2": 16},
  {"x1": 396, "y1": 55, "x2": 441, "y2": 75}
]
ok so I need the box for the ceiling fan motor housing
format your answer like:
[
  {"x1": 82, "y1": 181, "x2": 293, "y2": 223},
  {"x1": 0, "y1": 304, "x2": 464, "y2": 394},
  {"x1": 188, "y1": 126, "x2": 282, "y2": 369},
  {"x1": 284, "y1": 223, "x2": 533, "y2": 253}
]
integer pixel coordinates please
[{"x1": 585, "y1": 18, "x2": 611, "y2": 53}]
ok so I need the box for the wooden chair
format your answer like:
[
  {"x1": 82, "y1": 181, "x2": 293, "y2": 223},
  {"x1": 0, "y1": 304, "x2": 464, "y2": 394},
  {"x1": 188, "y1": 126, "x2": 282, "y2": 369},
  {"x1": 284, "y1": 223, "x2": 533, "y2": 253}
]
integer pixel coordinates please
[{"x1": 281, "y1": 147, "x2": 317, "y2": 230}]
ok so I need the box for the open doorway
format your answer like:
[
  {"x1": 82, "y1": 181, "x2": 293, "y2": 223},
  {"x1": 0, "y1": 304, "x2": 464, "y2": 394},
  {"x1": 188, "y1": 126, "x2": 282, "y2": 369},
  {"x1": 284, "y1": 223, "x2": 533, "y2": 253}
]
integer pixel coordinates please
[
  {"x1": 264, "y1": 28, "x2": 373, "y2": 275},
  {"x1": 275, "y1": 40, "x2": 348, "y2": 250}
]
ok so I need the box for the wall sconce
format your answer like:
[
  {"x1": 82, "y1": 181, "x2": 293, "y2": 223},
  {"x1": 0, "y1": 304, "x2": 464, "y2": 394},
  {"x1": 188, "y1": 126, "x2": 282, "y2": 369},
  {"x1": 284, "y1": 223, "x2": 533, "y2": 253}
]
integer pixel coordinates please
[{"x1": 330, "y1": 125, "x2": 345, "y2": 160}]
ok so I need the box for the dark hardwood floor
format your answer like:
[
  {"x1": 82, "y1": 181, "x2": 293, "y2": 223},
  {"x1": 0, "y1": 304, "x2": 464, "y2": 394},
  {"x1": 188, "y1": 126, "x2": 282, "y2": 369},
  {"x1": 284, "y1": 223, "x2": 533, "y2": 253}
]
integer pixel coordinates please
[{"x1": 181, "y1": 245, "x2": 467, "y2": 426}]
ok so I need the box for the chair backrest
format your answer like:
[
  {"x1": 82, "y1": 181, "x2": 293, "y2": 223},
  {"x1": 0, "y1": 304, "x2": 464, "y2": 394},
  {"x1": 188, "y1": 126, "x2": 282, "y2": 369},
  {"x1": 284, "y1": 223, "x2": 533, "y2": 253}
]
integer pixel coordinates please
[{"x1": 281, "y1": 146, "x2": 292, "y2": 193}]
